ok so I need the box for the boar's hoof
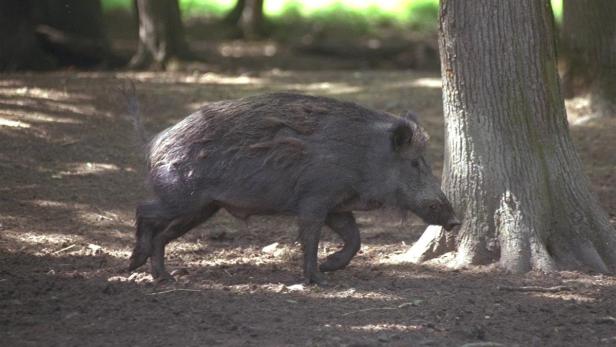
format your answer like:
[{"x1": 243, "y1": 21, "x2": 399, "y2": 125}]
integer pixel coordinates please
[
  {"x1": 170, "y1": 268, "x2": 190, "y2": 277},
  {"x1": 319, "y1": 254, "x2": 351, "y2": 272},
  {"x1": 128, "y1": 250, "x2": 149, "y2": 271},
  {"x1": 305, "y1": 272, "x2": 328, "y2": 286},
  {"x1": 154, "y1": 275, "x2": 176, "y2": 285},
  {"x1": 153, "y1": 271, "x2": 176, "y2": 284}
]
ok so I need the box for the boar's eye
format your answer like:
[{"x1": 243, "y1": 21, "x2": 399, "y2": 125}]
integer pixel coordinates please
[{"x1": 411, "y1": 160, "x2": 420, "y2": 168}]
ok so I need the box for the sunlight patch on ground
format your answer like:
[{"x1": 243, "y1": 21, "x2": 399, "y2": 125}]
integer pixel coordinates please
[
  {"x1": 565, "y1": 94, "x2": 597, "y2": 125},
  {"x1": 411, "y1": 77, "x2": 442, "y2": 88},
  {"x1": 30, "y1": 199, "x2": 73, "y2": 208},
  {"x1": 0, "y1": 116, "x2": 31, "y2": 128},
  {"x1": 218, "y1": 42, "x2": 278, "y2": 58},
  {"x1": 195, "y1": 73, "x2": 265, "y2": 85},
  {"x1": 2, "y1": 230, "x2": 132, "y2": 262},
  {"x1": 0, "y1": 108, "x2": 82, "y2": 125},
  {"x1": 13, "y1": 109, "x2": 81, "y2": 124},
  {"x1": 118, "y1": 72, "x2": 265, "y2": 86},
  {"x1": 182, "y1": 244, "x2": 298, "y2": 267},
  {"x1": 26, "y1": 199, "x2": 132, "y2": 228},
  {"x1": 0, "y1": 95, "x2": 107, "y2": 119},
  {"x1": 381, "y1": 243, "x2": 423, "y2": 265},
  {"x1": 2, "y1": 230, "x2": 84, "y2": 252},
  {"x1": 188, "y1": 101, "x2": 206, "y2": 110},
  {"x1": 55, "y1": 102, "x2": 102, "y2": 118},
  {"x1": 284, "y1": 82, "x2": 363, "y2": 95},
  {"x1": 0, "y1": 87, "x2": 79, "y2": 102},
  {"x1": 531, "y1": 292, "x2": 596, "y2": 303},
  {"x1": 563, "y1": 275, "x2": 616, "y2": 287},
  {"x1": 57, "y1": 162, "x2": 123, "y2": 176},
  {"x1": 195, "y1": 281, "x2": 404, "y2": 302},
  {"x1": 344, "y1": 323, "x2": 423, "y2": 332},
  {"x1": 307, "y1": 287, "x2": 405, "y2": 301},
  {"x1": 0, "y1": 79, "x2": 23, "y2": 87},
  {"x1": 384, "y1": 77, "x2": 442, "y2": 90},
  {"x1": 115, "y1": 72, "x2": 160, "y2": 81},
  {"x1": 76, "y1": 209, "x2": 132, "y2": 228}
]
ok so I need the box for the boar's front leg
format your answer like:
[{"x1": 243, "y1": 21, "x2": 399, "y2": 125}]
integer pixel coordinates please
[
  {"x1": 320, "y1": 212, "x2": 360, "y2": 272},
  {"x1": 297, "y1": 217, "x2": 325, "y2": 285}
]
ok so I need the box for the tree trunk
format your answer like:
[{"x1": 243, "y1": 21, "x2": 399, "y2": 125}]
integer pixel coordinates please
[
  {"x1": 224, "y1": 0, "x2": 246, "y2": 25},
  {"x1": 239, "y1": 0, "x2": 265, "y2": 39},
  {"x1": 129, "y1": 0, "x2": 190, "y2": 70},
  {"x1": 34, "y1": 0, "x2": 111, "y2": 67},
  {"x1": 0, "y1": 0, "x2": 56, "y2": 71},
  {"x1": 561, "y1": 0, "x2": 616, "y2": 118},
  {"x1": 401, "y1": 0, "x2": 616, "y2": 273},
  {"x1": 0, "y1": 0, "x2": 112, "y2": 71}
]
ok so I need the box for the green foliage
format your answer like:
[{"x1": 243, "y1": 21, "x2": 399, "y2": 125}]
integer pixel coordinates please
[
  {"x1": 101, "y1": 0, "x2": 130, "y2": 11},
  {"x1": 265, "y1": 0, "x2": 440, "y2": 32},
  {"x1": 102, "y1": 0, "x2": 440, "y2": 31},
  {"x1": 406, "y1": 0, "x2": 439, "y2": 31},
  {"x1": 551, "y1": 0, "x2": 563, "y2": 24},
  {"x1": 177, "y1": 0, "x2": 234, "y2": 16},
  {"x1": 102, "y1": 0, "x2": 234, "y2": 16},
  {"x1": 101, "y1": 0, "x2": 562, "y2": 32}
]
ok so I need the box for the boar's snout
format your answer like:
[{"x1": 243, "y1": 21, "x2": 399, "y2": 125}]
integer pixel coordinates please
[{"x1": 411, "y1": 194, "x2": 460, "y2": 232}]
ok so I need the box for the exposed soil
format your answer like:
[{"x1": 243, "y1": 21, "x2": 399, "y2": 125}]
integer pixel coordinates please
[{"x1": 1, "y1": 67, "x2": 615, "y2": 347}]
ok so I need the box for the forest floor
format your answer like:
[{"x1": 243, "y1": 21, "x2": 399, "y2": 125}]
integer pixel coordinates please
[{"x1": 1, "y1": 62, "x2": 615, "y2": 346}]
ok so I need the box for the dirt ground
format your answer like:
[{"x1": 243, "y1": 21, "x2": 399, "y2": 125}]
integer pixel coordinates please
[{"x1": 1, "y1": 64, "x2": 616, "y2": 347}]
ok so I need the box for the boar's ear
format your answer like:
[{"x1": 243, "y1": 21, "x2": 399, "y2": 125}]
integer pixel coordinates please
[
  {"x1": 401, "y1": 110, "x2": 420, "y2": 123},
  {"x1": 391, "y1": 122, "x2": 413, "y2": 152}
]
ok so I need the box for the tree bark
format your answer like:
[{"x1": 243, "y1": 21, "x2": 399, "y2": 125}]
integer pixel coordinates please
[
  {"x1": 129, "y1": 0, "x2": 190, "y2": 70},
  {"x1": 34, "y1": 0, "x2": 111, "y2": 67},
  {"x1": 400, "y1": 0, "x2": 616, "y2": 273},
  {"x1": 561, "y1": 0, "x2": 616, "y2": 118},
  {"x1": 0, "y1": 0, "x2": 112, "y2": 71},
  {"x1": 224, "y1": 0, "x2": 246, "y2": 25},
  {"x1": 239, "y1": 0, "x2": 265, "y2": 39}
]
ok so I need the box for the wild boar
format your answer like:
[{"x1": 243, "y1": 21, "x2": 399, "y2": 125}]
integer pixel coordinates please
[{"x1": 128, "y1": 92, "x2": 459, "y2": 284}]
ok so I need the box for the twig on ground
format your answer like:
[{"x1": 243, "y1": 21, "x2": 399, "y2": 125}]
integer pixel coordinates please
[
  {"x1": 342, "y1": 306, "x2": 399, "y2": 316},
  {"x1": 52, "y1": 244, "x2": 77, "y2": 254},
  {"x1": 60, "y1": 140, "x2": 80, "y2": 147},
  {"x1": 342, "y1": 302, "x2": 416, "y2": 316},
  {"x1": 497, "y1": 285, "x2": 572, "y2": 293},
  {"x1": 148, "y1": 289, "x2": 202, "y2": 295},
  {"x1": 94, "y1": 207, "x2": 119, "y2": 221}
]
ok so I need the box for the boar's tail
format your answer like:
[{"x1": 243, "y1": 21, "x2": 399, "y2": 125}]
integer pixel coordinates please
[{"x1": 120, "y1": 80, "x2": 149, "y2": 149}]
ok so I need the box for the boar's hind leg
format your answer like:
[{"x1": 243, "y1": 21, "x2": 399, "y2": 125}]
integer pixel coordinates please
[
  {"x1": 298, "y1": 217, "x2": 326, "y2": 285},
  {"x1": 320, "y1": 212, "x2": 361, "y2": 272},
  {"x1": 150, "y1": 204, "x2": 220, "y2": 280}
]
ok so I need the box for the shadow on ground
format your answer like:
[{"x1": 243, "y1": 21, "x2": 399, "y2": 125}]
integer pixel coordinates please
[{"x1": 2, "y1": 250, "x2": 616, "y2": 346}]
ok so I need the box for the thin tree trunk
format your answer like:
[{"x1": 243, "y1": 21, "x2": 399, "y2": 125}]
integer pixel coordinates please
[
  {"x1": 129, "y1": 0, "x2": 190, "y2": 70},
  {"x1": 224, "y1": 0, "x2": 246, "y2": 25},
  {"x1": 239, "y1": 0, "x2": 264, "y2": 39},
  {"x1": 561, "y1": 0, "x2": 616, "y2": 117},
  {"x1": 34, "y1": 0, "x2": 111, "y2": 67},
  {"x1": 401, "y1": 0, "x2": 616, "y2": 273}
]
